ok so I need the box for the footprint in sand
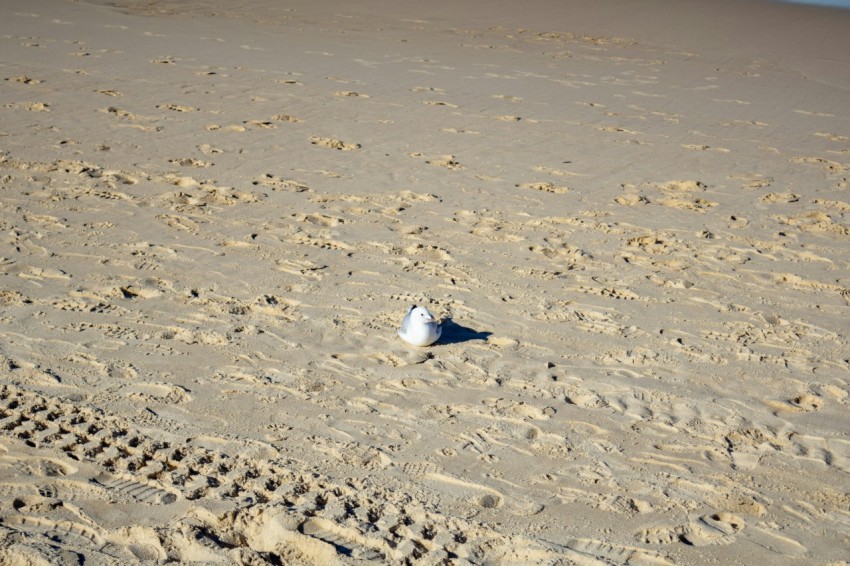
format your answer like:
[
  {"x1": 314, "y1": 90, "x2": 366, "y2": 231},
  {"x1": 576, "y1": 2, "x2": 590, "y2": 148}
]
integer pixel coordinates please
[
  {"x1": 6, "y1": 75, "x2": 43, "y2": 85},
  {"x1": 309, "y1": 136, "x2": 360, "y2": 150},
  {"x1": 243, "y1": 119, "x2": 276, "y2": 129},
  {"x1": 156, "y1": 103, "x2": 197, "y2": 112},
  {"x1": 730, "y1": 173, "x2": 773, "y2": 189},
  {"x1": 333, "y1": 90, "x2": 369, "y2": 98},
  {"x1": 5, "y1": 101, "x2": 50, "y2": 112},
  {"x1": 271, "y1": 113, "x2": 302, "y2": 123},
  {"x1": 253, "y1": 174, "x2": 310, "y2": 192},
  {"x1": 422, "y1": 100, "x2": 459, "y2": 108},
  {"x1": 424, "y1": 154, "x2": 463, "y2": 169},
  {"x1": 168, "y1": 157, "x2": 211, "y2": 168},
  {"x1": 516, "y1": 181, "x2": 569, "y2": 194},
  {"x1": 789, "y1": 156, "x2": 846, "y2": 174},
  {"x1": 766, "y1": 393, "x2": 824, "y2": 413},
  {"x1": 793, "y1": 109, "x2": 834, "y2": 117},
  {"x1": 206, "y1": 123, "x2": 246, "y2": 132},
  {"x1": 614, "y1": 193, "x2": 651, "y2": 206},
  {"x1": 636, "y1": 512, "x2": 745, "y2": 547}
]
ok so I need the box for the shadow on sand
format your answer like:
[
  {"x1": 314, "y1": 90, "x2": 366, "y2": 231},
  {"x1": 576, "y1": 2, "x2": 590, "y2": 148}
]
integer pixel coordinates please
[{"x1": 438, "y1": 318, "x2": 492, "y2": 345}]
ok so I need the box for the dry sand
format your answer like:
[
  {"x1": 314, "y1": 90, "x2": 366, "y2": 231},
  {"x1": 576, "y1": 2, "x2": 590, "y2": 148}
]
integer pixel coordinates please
[{"x1": 1, "y1": 0, "x2": 849, "y2": 563}]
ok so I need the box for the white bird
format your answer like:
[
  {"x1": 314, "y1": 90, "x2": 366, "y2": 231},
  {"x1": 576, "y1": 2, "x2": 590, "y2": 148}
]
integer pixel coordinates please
[{"x1": 398, "y1": 305, "x2": 442, "y2": 347}]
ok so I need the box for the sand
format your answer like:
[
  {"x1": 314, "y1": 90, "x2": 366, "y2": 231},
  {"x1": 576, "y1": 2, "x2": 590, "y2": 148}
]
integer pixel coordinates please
[{"x1": 1, "y1": 0, "x2": 849, "y2": 563}]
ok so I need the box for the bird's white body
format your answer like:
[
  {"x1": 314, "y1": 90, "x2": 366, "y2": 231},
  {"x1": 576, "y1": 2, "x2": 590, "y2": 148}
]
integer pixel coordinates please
[{"x1": 398, "y1": 305, "x2": 442, "y2": 347}]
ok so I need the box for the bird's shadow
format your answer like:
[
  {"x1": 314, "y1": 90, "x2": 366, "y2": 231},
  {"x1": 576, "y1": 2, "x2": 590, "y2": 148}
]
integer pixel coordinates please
[{"x1": 438, "y1": 318, "x2": 492, "y2": 345}]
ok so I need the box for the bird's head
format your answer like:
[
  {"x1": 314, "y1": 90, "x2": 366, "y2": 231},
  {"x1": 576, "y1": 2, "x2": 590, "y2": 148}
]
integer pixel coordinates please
[{"x1": 411, "y1": 306, "x2": 437, "y2": 324}]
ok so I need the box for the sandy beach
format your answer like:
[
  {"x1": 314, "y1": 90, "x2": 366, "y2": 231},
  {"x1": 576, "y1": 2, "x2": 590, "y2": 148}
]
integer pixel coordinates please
[{"x1": 1, "y1": 0, "x2": 849, "y2": 563}]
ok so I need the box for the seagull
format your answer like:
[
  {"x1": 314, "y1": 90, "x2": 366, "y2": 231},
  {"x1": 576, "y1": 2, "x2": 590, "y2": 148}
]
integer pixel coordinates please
[{"x1": 398, "y1": 305, "x2": 442, "y2": 347}]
